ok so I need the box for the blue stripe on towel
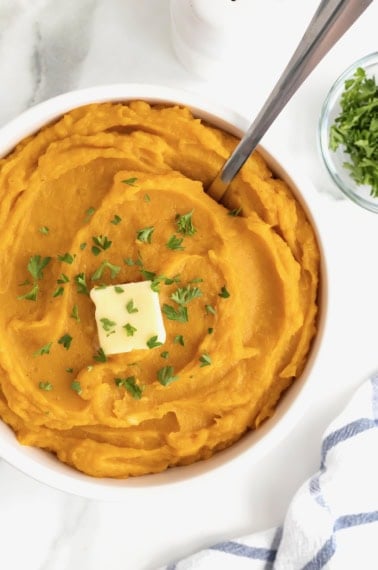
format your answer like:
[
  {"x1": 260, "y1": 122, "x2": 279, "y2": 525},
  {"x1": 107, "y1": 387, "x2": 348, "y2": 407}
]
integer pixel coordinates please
[
  {"x1": 334, "y1": 511, "x2": 378, "y2": 531},
  {"x1": 371, "y1": 374, "x2": 378, "y2": 420},
  {"x1": 320, "y1": 418, "x2": 376, "y2": 469},
  {"x1": 210, "y1": 540, "x2": 277, "y2": 562},
  {"x1": 302, "y1": 537, "x2": 335, "y2": 570}
]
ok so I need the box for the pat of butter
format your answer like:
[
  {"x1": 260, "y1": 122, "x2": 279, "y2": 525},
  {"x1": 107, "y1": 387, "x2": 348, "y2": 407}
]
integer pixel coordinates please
[{"x1": 90, "y1": 281, "x2": 166, "y2": 355}]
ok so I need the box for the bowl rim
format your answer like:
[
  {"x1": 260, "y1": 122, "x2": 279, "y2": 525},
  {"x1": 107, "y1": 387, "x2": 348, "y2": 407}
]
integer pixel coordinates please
[
  {"x1": 318, "y1": 51, "x2": 378, "y2": 213},
  {"x1": 0, "y1": 83, "x2": 328, "y2": 499}
]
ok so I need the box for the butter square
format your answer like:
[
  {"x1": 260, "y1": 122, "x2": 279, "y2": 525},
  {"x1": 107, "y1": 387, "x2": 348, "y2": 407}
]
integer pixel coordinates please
[{"x1": 90, "y1": 281, "x2": 166, "y2": 355}]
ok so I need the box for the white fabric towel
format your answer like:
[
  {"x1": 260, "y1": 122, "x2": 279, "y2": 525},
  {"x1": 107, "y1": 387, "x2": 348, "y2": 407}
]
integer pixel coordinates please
[{"x1": 159, "y1": 373, "x2": 378, "y2": 569}]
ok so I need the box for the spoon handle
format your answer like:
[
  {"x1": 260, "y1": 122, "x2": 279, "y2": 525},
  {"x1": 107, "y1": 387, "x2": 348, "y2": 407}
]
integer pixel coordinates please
[{"x1": 209, "y1": 0, "x2": 374, "y2": 201}]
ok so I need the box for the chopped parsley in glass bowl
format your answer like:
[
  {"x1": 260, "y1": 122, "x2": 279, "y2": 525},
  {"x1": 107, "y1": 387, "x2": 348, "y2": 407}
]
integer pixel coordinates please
[{"x1": 318, "y1": 52, "x2": 378, "y2": 213}]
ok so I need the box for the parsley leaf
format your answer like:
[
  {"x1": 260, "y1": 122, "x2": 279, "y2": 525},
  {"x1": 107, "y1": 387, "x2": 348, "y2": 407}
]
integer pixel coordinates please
[
  {"x1": 136, "y1": 226, "x2": 154, "y2": 243},
  {"x1": 57, "y1": 273, "x2": 69, "y2": 284},
  {"x1": 114, "y1": 286, "x2": 124, "y2": 293},
  {"x1": 71, "y1": 381, "x2": 82, "y2": 394},
  {"x1": 205, "y1": 304, "x2": 216, "y2": 315},
  {"x1": 114, "y1": 376, "x2": 143, "y2": 399},
  {"x1": 58, "y1": 334, "x2": 73, "y2": 350},
  {"x1": 157, "y1": 366, "x2": 178, "y2": 386},
  {"x1": 123, "y1": 323, "x2": 137, "y2": 336},
  {"x1": 52, "y1": 286, "x2": 64, "y2": 298},
  {"x1": 228, "y1": 207, "x2": 242, "y2": 217},
  {"x1": 146, "y1": 335, "x2": 163, "y2": 349},
  {"x1": 100, "y1": 318, "x2": 116, "y2": 333},
  {"x1": 144, "y1": 193, "x2": 151, "y2": 202},
  {"x1": 171, "y1": 285, "x2": 202, "y2": 306},
  {"x1": 166, "y1": 235, "x2": 185, "y2": 250},
  {"x1": 39, "y1": 226, "x2": 49, "y2": 235},
  {"x1": 160, "y1": 351, "x2": 169, "y2": 359},
  {"x1": 111, "y1": 214, "x2": 122, "y2": 225},
  {"x1": 74, "y1": 273, "x2": 89, "y2": 295},
  {"x1": 70, "y1": 304, "x2": 80, "y2": 322},
  {"x1": 94, "y1": 347, "x2": 107, "y2": 362},
  {"x1": 85, "y1": 207, "x2": 95, "y2": 221},
  {"x1": 79, "y1": 242, "x2": 87, "y2": 251},
  {"x1": 39, "y1": 381, "x2": 53, "y2": 391},
  {"x1": 91, "y1": 235, "x2": 112, "y2": 256},
  {"x1": 126, "y1": 299, "x2": 138, "y2": 314},
  {"x1": 34, "y1": 342, "x2": 52, "y2": 356},
  {"x1": 162, "y1": 304, "x2": 188, "y2": 322},
  {"x1": 58, "y1": 252, "x2": 75, "y2": 264},
  {"x1": 28, "y1": 255, "x2": 51, "y2": 280},
  {"x1": 199, "y1": 353, "x2": 212, "y2": 367},
  {"x1": 219, "y1": 285, "x2": 230, "y2": 298},
  {"x1": 91, "y1": 261, "x2": 121, "y2": 280},
  {"x1": 173, "y1": 335, "x2": 185, "y2": 346},
  {"x1": 176, "y1": 210, "x2": 196, "y2": 236},
  {"x1": 122, "y1": 177, "x2": 138, "y2": 186},
  {"x1": 17, "y1": 283, "x2": 39, "y2": 301}
]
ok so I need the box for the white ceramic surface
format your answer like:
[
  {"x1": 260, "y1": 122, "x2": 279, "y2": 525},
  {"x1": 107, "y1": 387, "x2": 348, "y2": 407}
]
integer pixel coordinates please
[{"x1": 0, "y1": 83, "x2": 327, "y2": 500}]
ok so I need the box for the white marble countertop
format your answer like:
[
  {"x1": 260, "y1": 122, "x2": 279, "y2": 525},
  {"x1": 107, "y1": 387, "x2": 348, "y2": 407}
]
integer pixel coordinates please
[{"x1": 1, "y1": 1, "x2": 378, "y2": 569}]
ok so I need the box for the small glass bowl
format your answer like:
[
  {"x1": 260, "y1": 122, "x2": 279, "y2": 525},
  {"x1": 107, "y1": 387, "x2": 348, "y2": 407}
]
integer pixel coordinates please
[{"x1": 318, "y1": 52, "x2": 378, "y2": 213}]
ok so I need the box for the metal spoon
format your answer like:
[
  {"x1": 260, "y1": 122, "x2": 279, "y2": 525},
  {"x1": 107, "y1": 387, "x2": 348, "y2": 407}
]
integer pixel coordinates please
[{"x1": 208, "y1": 0, "x2": 374, "y2": 202}]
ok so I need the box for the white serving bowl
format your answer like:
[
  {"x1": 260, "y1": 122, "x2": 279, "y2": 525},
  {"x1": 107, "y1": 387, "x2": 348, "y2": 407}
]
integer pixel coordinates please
[{"x1": 0, "y1": 85, "x2": 328, "y2": 500}]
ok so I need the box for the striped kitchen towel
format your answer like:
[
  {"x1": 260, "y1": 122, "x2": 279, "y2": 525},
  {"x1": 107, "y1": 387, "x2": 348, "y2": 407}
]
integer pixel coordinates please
[{"x1": 160, "y1": 373, "x2": 378, "y2": 569}]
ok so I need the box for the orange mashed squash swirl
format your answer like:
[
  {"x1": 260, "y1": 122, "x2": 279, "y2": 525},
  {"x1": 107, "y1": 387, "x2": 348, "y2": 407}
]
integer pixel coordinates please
[{"x1": 0, "y1": 102, "x2": 320, "y2": 478}]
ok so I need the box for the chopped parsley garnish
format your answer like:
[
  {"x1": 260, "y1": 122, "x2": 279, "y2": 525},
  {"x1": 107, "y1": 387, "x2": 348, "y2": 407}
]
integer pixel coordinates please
[
  {"x1": 28, "y1": 255, "x2": 51, "y2": 280},
  {"x1": 100, "y1": 318, "x2": 116, "y2": 333},
  {"x1": 144, "y1": 193, "x2": 151, "y2": 202},
  {"x1": 39, "y1": 226, "x2": 49, "y2": 235},
  {"x1": 146, "y1": 335, "x2": 163, "y2": 349},
  {"x1": 70, "y1": 304, "x2": 80, "y2": 322},
  {"x1": 123, "y1": 323, "x2": 137, "y2": 336},
  {"x1": 126, "y1": 299, "x2": 138, "y2": 314},
  {"x1": 176, "y1": 210, "x2": 196, "y2": 236},
  {"x1": 199, "y1": 353, "x2": 212, "y2": 367},
  {"x1": 34, "y1": 342, "x2": 52, "y2": 356},
  {"x1": 157, "y1": 366, "x2": 178, "y2": 386},
  {"x1": 124, "y1": 257, "x2": 136, "y2": 266},
  {"x1": 161, "y1": 351, "x2": 169, "y2": 359},
  {"x1": 111, "y1": 214, "x2": 122, "y2": 225},
  {"x1": 189, "y1": 277, "x2": 203, "y2": 284},
  {"x1": 58, "y1": 252, "x2": 75, "y2": 264},
  {"x1": 162, "y1": 304, "x2": 188, "y2": 323},
  {"x1": 57, "y1": 273, "x2": 69, "y2": 284},
  {"x1": 330, "y1": 67, "x2": 378, "y2": 196},
  {"x1": 173, "y1": 335, "x2": 185, "y2": 346},
  {"x1": 39, "y1": 381, "x2": 53, "y2": 391},
  {"x1": 208, "y1": 327, "x2": 214, "y2": 334},
  {"x1": 94, "y1": 347, "x2": 107, "y2": 362},
  {"x1": 122, "y1": 177, "x2": 138, "y2": 186},
  {"x1": 205, "y1": 304, "x2": 216, "y2": 315},
  {"x1": 66, "y1": 367, "x2": 74, "y2": 373},
  {"x1": 70, "y1": 381, "x2": 82, "y2": 394},
  {"x1": 114, "y1": 376, "x2": 143, "y2": 399},
  {"x1": 166, "y1": 235, "x2": 185, "y2": 250},
  {"x1": 91, "y1": 235, "x2": 112, "y2": 256},
  {"x1": 219, "y1": 285, "x2": 230, "y2": 298},
  {"x1": 58, "y1": 334, "x2": 73, "y2": 350},
  {"x1": 171, "y1": 285, "x2": 202, "y2": 306},
  {"x1": 17, "y1": 283, "x2": 39, "y2": 301},
  {"x1": 136, "y1": 226, "x2": 154, "y2": 243},
  {"x1": 142, "y1": 269, "x2": 157, "y2": 281},
  {"x1": 85, "y1": 207, "x2": 95, "y2": 221},
  {"x1": 91, "y1": 261, "x2": 121, "y2": 280},
  {"x1": 74, "y1": 273, "x2": 89, "y2": 295},
  {"x1": 114, "y1": 286, "x2": 124, "y2": 293},
  {"x1": 52, "y1": 286, "x2": 64, "y2": 298},
  {"x1": 79, "y1": 242, "x2": 87, "y2": 251},
  {"x1": 228, "y1": 207, "x2": 242, "y2": 217}
]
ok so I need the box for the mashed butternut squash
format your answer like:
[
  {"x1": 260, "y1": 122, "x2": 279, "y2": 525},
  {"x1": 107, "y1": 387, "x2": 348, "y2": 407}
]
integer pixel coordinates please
[{"x1": 0, "y1": 102, "x2": 319, "y2": 478}]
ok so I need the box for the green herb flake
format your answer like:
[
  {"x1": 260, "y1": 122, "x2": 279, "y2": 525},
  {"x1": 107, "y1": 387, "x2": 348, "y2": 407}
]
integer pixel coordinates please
[
  {"x1": 146, "y1": 335, "x2": 163, "y2": 349},
  {"x1": 39, "y1": 381, "x2": 53, "y2": 391},
  {"x1": 176, "y1": 210, "x2": 196, "y2": 236},
  {"x1": 171, "y1": 285, "x2": 202, "y2": 306},
  {"x1": 66, "y1": 367, "x2": 74, "y2": 373},
  {"x1": 122, "y1": 177, "x2": 138, "y2": 186},
  {"x1": 57, "y1": 273, "x2": 69, "y2": 284},
  {"x1": 166, "y1": 235, "x2": 185, "y2": 251},
  {"x1": 114, "y1": 286, "x2": 124, "y2": 293},
  {"x1": 199, "y1": 353, "x2": 212, "y2": 367},
  {"x1": 58, "y1": 334, "x2": 73, "y2": 350},
  {"x1": 208, "y1": 327, "x2": 214, "y2": 334},
  {"x1": 157, "y1": 366, "x2": 178, "y2": 386},
  {"x1": 126, "y1": 299, "x2": 138, "y2": 314},
  {"x1": 189, "y1": 277, "x2": 203, "y2": 284},
  {"x1": 228, "y1": 207, "x2": 242, "y2": 217},
  {"x1": 330, "y1": 67, "x2": 378, "y2": 197},
  {"x1": 123, "y1": 323, "x2": 137, "y2": 337},
  {"x1": 34, "y1": 342, "x2": 52, "y2": 357},
  {"x1": 141, "y1": 269, "x2": 156, "y2": 281},
  {"x1": 205, "y1": 304, "x2": 216, "y2": 315},
  {"x1": 74, "y1": 273, "x2": 89, "y2": 295},
  {"x1": 94, "y1": 347, "x2": 107, "y2": 362},
  {"x1": 71, "y1": 381, "x2": 82, "y2": 395},
  {"x1": 17, "y1": 283, "x2": 39, "y2": 301},
  {"x1": 85, "y1": 207, "x2": 96, "y2": 221},
  {"x1": 79, "y1": 242, "x2": 87, "y2": 251},
  {"x1": 144, "y1": 193, "x2": 151, "y2": 202},
  {"x1": 91, "y1": 235, "x2": 112, "y2": 256},
  {"x1": 162, "y1": 304, "x2": 188, "y2": 323},
  {"x1": 39, "y1": 226, "x2": 49, "y2": 235},
  {"x1": 160, "y1": 351, "x2": 169, "y2": 359},
  {"x1": 58, "y1": 252, "x2": 75, "y2": 265},
  {"x1": 52, "y1": 286, "x2": 64, "y2": 298},
  {"x1": 100, "y1": 318, "x2": 117, "y2": 333},
  {"x1": 70, "y1": 304, "x2": 80, "y2": 322},
  {"x1": 219, "y1": 285, "x2": 230, "y2": 298},
  {"x1": 124, "y1": 257, "x2": 135, "y2": 266},
  {"x1": 28, "y1": 255, "x2": 52, "y2": 280},
  {"x1": 114, "y1": 376, "x2": 143, "y2": 399},
  {"x1": 173, "y1": 335, "x2": 185, "y2": 346},
  {"x1": 136, "y1": 226, "x2": 154, "y2": 244},
  {"x1": 111, "y1": 214, "x2": 122, "y2": 225},
  {"x1": 91, "y1": 261, "x2": 121, "y2": 281}
]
